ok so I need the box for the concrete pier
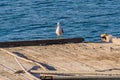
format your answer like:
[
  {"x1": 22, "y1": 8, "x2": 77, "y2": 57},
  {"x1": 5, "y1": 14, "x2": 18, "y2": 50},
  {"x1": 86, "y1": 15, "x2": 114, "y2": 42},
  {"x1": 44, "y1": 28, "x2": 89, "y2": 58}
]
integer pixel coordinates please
[{"x1": 0, "y1": 38, "x2": 120, "y2": 80}]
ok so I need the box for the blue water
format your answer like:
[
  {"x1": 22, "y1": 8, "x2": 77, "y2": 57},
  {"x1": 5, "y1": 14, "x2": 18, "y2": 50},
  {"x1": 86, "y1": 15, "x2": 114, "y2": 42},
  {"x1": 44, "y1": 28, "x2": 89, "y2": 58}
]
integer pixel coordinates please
[{"x1": 0, "y1": 0, "x2": 120, "y2": 42}]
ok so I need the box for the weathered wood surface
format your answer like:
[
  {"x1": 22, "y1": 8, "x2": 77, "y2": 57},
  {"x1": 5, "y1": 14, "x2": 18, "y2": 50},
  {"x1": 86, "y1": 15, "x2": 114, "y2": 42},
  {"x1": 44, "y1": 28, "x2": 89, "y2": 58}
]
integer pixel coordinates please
[
  {"x1": 0, "y1": 42, "x2": 120, "y2": 80},
  {"x1": 0, "y1": 38, "x2": 84, "y2": 47}
]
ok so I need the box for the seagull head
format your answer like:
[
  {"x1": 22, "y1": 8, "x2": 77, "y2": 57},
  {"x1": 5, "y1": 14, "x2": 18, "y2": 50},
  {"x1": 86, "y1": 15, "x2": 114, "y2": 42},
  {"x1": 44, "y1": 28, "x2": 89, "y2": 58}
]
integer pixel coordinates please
[{"x1": 57, "y1": 22, "x2": 60, "y2": 27}]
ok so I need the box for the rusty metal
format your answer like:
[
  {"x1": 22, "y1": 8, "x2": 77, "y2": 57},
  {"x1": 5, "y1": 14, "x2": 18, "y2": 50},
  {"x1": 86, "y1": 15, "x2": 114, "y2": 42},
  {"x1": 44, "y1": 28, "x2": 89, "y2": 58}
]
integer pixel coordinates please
[{"x1": 0, "y1": 38, "x2": 84, "y2": 47}]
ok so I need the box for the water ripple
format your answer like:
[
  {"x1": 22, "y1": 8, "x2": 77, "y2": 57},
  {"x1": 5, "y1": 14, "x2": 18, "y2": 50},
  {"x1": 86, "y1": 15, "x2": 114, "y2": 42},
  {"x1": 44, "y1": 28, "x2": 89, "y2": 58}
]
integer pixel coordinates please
[{"x1": 0, "y1": 0, "x2": 120, "y2": 42}]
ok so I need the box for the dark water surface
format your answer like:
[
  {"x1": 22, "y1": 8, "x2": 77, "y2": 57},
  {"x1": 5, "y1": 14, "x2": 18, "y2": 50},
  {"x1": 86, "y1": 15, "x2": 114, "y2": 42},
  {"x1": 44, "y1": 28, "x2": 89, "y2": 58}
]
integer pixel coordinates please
[{"x1": 0, "y1": 0, "x2": 120, "y2": 42}]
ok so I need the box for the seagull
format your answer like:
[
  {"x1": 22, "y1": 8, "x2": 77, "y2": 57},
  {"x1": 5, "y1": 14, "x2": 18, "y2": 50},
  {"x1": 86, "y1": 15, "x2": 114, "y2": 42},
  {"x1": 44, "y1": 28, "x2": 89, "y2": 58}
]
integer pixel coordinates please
[{"x1": 56, "y1": 22, "x2": 64, "y2": 37}]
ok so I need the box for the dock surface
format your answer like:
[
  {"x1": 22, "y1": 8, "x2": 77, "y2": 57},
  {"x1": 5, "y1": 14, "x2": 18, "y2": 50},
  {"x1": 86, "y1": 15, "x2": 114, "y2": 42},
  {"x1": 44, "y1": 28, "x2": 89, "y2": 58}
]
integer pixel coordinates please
[{"x1": 0, "y1": 42, "x2": 120, "y2": 80}]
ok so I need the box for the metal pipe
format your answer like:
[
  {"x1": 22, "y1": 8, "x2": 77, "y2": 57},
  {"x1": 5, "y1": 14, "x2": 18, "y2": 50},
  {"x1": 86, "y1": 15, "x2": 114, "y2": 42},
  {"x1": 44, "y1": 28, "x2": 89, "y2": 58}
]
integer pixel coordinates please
[
  {"x1": 30, "y1": 70, "x2": 120, "y2": 76},
  {"x1": 40, "y1": 76, "x2": 120, "y2": 80}
]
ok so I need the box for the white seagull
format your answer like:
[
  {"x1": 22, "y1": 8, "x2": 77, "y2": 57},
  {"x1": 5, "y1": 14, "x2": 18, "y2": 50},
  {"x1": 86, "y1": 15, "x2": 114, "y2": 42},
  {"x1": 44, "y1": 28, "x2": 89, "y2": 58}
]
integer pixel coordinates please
[{"x1": 56, "y1": 22, "x2": 64, "y2": 37}]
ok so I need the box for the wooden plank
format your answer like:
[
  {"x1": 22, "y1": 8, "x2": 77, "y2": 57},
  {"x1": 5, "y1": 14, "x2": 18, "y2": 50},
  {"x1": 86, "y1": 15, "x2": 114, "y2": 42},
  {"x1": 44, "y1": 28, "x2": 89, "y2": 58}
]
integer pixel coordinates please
[{"x1": 0, "y1": 38, "x2": 84, "y2": 47}]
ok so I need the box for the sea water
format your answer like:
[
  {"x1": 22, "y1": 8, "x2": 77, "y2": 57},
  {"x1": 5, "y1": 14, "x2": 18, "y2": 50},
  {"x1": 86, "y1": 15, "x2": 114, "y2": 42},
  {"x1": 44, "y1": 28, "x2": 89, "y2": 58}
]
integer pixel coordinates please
[{"x1": 0, "y1": 0, "x2": 120, "y2": 42}]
